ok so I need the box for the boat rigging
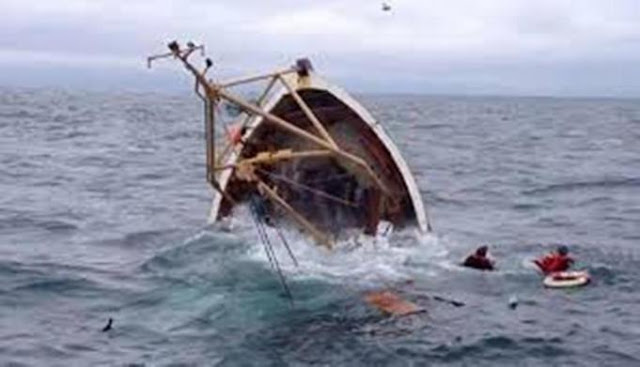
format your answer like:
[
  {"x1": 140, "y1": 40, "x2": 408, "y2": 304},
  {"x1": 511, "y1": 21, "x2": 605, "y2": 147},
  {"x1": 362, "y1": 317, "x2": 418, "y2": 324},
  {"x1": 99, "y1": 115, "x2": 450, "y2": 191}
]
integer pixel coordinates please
[{"x1": 147, "y1": 41, "x2": 431, "y2": 248}]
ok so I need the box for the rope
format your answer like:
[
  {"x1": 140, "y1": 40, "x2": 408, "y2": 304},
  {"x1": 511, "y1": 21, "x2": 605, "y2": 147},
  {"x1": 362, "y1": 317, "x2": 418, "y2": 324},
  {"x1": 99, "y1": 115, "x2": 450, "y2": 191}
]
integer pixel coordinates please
[
  {"x1": 274, "y1": 222, "x2": 298, "y2": 267},
  {"x1": 248, "y1": 195, "x2": 294, "y2": 306},
  {"x1": 252, "y1": 201, "x2": 293, "y2": 305},
  {"x1": 305, "y1": 172, "x2": 353, "y2": 184},
  {"x1": 257, "y1": 168, "x2": 359, "y2": 208}
]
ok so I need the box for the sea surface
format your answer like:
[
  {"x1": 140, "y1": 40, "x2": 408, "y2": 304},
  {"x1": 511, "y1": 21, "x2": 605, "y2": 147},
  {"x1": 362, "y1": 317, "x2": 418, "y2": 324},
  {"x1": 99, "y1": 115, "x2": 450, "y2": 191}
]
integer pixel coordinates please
[{"x1": 1, "y1": 86, "x2": 639, "y2": 366}]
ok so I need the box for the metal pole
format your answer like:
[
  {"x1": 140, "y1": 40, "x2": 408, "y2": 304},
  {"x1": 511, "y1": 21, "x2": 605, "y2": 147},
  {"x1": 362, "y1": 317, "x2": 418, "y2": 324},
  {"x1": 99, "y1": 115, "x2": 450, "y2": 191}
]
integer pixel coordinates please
[
  {"x1": 220, "y1": 68, "x2": 297, "y2": 88},
  {"x1": 205, "y1": 98, "x2": 216, "y2": 183},
  {"x1": 215, "y1": 87, "x2": 389, "y2": 194},
  {"x1": 169, "y1": 47, "x2": 387, "y2": 194},
  {"x1": 257, "y1": 179, "x2": 332, "y2": 248},
  {"x1": 279, "y1": 75, "x2": 338, "y2": 148}
]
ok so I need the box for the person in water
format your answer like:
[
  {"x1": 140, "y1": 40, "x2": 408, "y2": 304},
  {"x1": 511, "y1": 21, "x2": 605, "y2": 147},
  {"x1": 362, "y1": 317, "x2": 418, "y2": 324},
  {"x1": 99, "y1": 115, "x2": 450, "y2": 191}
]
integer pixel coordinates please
[
  {"x1": 534, "y1": 245, "x2": 574, "y2": 274},
  {"x1": 462, "y1": 245, "x2": 495, "y2": 271}
]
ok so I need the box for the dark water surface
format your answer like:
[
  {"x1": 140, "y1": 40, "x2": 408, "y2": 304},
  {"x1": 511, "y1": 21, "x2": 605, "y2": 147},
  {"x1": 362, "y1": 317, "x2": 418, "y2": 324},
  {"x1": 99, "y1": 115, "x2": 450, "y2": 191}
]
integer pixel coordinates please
[{"x1": 1, "y1": 87, "x2": 639, "y2": 366}]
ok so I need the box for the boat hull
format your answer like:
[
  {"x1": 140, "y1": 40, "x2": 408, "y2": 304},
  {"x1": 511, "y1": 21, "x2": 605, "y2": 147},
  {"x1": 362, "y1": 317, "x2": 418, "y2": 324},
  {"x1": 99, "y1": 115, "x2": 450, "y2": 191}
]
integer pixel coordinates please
[{"x1": 210, "y1": 72, "x2": 429, "y2": 237}]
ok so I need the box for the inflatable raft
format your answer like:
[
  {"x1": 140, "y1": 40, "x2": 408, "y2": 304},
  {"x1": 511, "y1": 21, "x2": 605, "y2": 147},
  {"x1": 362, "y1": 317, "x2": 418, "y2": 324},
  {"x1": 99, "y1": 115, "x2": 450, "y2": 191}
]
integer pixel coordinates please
[{"x1": 543, "y1": 270, "x2": 590, "y2": 289}]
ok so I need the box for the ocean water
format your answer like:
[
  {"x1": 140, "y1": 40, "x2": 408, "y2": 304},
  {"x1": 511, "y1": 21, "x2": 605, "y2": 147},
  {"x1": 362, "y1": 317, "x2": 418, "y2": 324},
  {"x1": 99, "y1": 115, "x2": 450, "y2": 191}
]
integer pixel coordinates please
[{"x1": 1, "y1": 87, "x2": 639, "y2": 366}]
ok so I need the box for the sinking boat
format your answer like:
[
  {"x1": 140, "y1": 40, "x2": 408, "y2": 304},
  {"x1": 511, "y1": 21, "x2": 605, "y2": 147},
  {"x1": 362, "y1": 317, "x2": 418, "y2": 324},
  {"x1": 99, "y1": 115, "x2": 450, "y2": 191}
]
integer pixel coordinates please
[{"x1": 149, "y1": 42, "x2": 431, "y2": 248}]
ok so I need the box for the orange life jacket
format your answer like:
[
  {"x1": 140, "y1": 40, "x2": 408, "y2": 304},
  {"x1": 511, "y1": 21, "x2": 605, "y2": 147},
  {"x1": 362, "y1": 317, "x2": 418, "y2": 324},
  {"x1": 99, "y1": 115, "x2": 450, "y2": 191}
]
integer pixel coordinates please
[{"x1": 228, "y1": 124, "x2": 243, "y2": 145}]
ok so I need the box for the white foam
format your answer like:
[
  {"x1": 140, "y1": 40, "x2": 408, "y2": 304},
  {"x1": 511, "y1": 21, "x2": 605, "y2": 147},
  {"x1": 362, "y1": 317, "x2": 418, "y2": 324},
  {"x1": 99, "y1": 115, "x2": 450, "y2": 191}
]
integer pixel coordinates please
[{"x1": 228, "y1": 205, "x2": 452, "y2": 287}]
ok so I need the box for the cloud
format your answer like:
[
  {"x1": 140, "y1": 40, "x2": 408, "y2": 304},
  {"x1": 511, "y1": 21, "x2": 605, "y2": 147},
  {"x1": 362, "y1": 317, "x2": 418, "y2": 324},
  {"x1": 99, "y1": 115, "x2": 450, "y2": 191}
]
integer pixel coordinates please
[{"x1": 1, "y1": 0, "x2": 639, "y2": 96}]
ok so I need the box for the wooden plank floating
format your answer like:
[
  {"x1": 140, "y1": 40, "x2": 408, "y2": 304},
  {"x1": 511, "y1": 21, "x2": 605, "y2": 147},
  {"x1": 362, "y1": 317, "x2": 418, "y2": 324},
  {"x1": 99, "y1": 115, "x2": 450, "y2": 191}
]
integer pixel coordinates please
[{"x1": 365, "y1": 291, "x2": 423, "y2": 317}]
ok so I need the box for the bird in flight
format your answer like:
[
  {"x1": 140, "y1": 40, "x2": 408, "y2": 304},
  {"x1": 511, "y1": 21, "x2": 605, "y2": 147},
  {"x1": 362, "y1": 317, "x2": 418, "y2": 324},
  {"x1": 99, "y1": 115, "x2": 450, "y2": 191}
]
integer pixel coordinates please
[{"x1": 382, "y1": 2, "x2": 392, "y2": 12}]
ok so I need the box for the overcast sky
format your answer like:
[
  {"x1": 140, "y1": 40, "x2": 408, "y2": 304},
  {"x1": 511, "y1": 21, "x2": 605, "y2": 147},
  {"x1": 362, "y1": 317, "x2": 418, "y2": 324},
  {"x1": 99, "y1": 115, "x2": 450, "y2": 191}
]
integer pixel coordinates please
[{"x1": 1, "y1": 0, "x2": 639, "y2": 96}]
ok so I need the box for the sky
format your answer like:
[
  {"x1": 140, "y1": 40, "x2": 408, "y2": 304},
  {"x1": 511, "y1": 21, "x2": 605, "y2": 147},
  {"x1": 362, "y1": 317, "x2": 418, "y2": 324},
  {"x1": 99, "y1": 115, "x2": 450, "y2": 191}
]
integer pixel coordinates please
[{"x1": 1, "y1": 0, "x2": 639, "y2": 97}]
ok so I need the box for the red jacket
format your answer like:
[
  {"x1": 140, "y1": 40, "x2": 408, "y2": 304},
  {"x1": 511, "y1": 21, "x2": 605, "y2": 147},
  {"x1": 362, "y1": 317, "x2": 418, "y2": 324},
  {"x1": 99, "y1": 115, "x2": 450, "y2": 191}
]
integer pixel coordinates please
[{"x1": 534, "y1": 254, "x2": 573, "y2": 274}]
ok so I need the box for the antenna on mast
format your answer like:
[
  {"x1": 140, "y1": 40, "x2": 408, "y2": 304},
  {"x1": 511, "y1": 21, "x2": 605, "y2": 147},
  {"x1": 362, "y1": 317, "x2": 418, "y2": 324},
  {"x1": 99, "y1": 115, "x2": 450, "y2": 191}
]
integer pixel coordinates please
[{"x1": 147, "y1": 40, "x2": 205, "y2": 68}]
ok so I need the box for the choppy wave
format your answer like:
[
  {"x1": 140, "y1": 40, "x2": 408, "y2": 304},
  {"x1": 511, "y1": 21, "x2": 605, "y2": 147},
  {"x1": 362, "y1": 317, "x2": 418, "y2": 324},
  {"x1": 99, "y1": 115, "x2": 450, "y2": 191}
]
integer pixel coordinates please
[
  {"x1": 1, "y1": 89, "x2": 639, "y2": 365},
  {"x1": 523, "y1": 177, "x2": 640, "y2": 196}
]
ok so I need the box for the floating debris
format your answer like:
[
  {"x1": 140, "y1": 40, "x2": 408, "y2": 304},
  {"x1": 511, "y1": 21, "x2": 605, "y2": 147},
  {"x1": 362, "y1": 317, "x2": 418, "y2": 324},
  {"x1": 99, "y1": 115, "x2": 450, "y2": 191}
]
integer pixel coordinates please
[{"x1": 365, "y1": 290, "x2": 423, "y2": 316}]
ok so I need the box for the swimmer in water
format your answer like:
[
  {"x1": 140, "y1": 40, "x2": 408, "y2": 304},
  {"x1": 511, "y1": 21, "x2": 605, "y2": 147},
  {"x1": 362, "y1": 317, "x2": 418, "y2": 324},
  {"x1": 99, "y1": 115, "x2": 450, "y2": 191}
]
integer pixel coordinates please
[
  {"x1": 462, "y1": 245, "x2": 495, "y2": 271},
  {"x1": 534, "y1": 245, "x2": 574, "y2": 275},
  {"x1": 102, "y1": 318, "x2": 113, "y2": 332}
]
